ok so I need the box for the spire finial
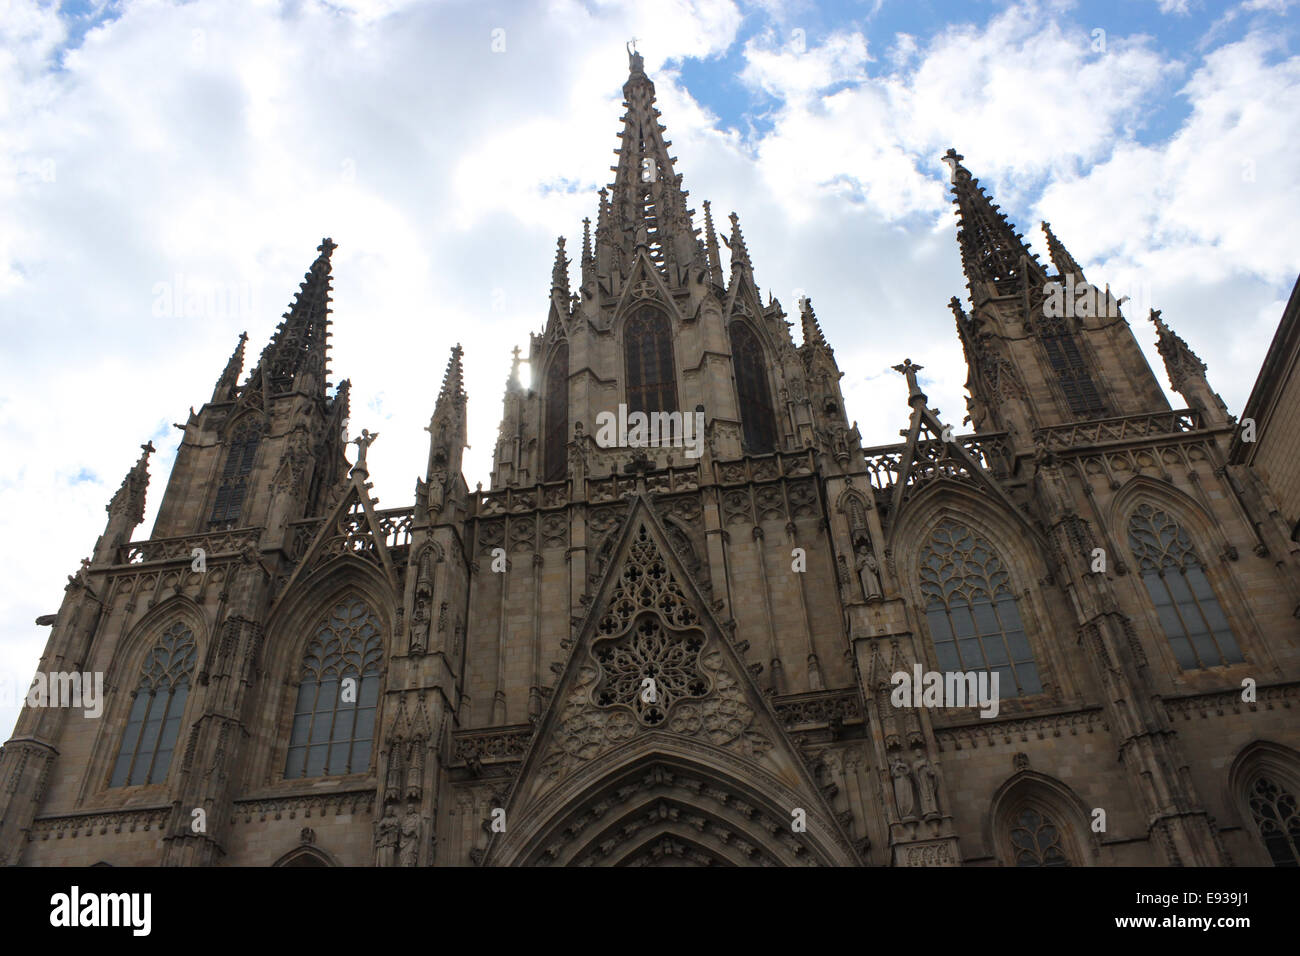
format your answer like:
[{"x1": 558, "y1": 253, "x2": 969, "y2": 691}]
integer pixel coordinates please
[
  {"x1": 946, "y1": 149, "x2": 1040, "y2": 290},
  {"x1": 726, "y1": 211, "x2": 751, "y2": 274},
  {"x1": 627, "y1": 39, "x2": 644, "y2": 75}
]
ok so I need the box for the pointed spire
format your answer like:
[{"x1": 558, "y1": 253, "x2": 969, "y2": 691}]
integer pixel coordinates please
[
  {"x1": 212, "y1": 331, "x2": 248, "y2": 402},
  {"x1": 438, "y1": 343, "x2": 467, "y2": 408},
  {"x1": 1041, "y1": 221, "x2": 1083, "y2": 280},
  {"x1": 799, "y1": 296, "x2": 828, "y2": 350},
  {"x1": 254, "y1": 237, "x2": 336, "y2": 396},
  {"x1": 107, "y1": 442, "x2": 154, "y2": 523},
  {"x1": 943, "y1": 149, "x2": 1040, "y2": 294},
  {"x1": 551, "y1": 236, "x2": 570, "y2": 300},
  {"x1": 727, "y1": 211, "x2": 751, "y2": 276},
  {"x1": 597, "y1": 46, "x2": 693, "y2": 278},
  {"x1": 702, "y1": 200, "x2": 721, "y2": 287},
  {"x1": 1149, "y1": 308, "x2": 1207, "y2": 391},
  {"x1": 580, "y1": 217, "x2": 594, "y2": 287}
]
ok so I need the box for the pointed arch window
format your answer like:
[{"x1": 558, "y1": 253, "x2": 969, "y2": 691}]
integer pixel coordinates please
[
  {"x1": 1009, "y1": 807, "x2": 1072, "y2": 866},
  {"x1": 919, "y1": 519, "x2": 1041, "y2": 697},
  {"x1": 210, "y1": 419, "x2": 261, "y2": 526},
  {"x1": 1246, "y1": 775, "x2": 1300, "y2": 866},
  {"x1": 1127, "y1": 504, "x2": 1242, "y2": 669},
  {"x1": 624, "y1": 307, "x2": 678, "y2": 416},
  {"x1": 285, "y1": 598, "x2": 384, "y2": 779},
  {"x1": 543, "y1": 344, "x2": 569, "y2": 483},
  {"x1": 729, "y1": 320, "x2": 777, "y2": 454},
  {"x1": 1038, "y1": 316, "x2": 1106, "y2": 418},
  {"x1": 110, "y1": 622, "x2": 197, "y2": 787}
]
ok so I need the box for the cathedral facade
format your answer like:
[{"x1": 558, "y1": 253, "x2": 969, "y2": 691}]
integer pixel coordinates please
[{"x1": 3, "y1": 52, "x2": 1299, "y2": 868}]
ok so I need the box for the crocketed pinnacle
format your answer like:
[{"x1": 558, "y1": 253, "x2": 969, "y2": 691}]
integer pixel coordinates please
[
  {"x1": 107, "y1": 441, "x2": 154, "y2": 523},
  {"x1": 727, "y1": 210, "x2": 751, "y2": 275},
  {"x1": 212, "y1": 330, "x2": 248, "y2": 401},
  {"x1": 799, "y1": 296, "x2": 828, "y2": 350},
  {"x1": 256, "y1": 237, "x2": 336, "y2": 395},
  {"x1": 1149, "y1": 308, "x2": 1207, "y2": 389},
  {"x1": 943, "y1": 148, "x2": 1040, "y2": 289},
  {"x1": 1041, "y1": 221, "x2": 1083, "y2": 280},
  {"x1": 551, "y1": 236, "x2": 570, "y2": 300}
]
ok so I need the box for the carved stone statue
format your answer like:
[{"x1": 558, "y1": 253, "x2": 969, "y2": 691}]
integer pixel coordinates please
[
  {"x1": 891, "y1": 759, "x2": 916, "y2": 820},
  {"x1": 855, "y1": 540, "x2": 883, "y2": 602},
  {"x1": 350, "y1": 428, "x2": 379, "y2": 472},
  {"x1": 410, "y1": 597, "x2": 430, "y2": 655},
  {"x1": 374, "y1": 804, "x2": 399, "y2": 867},
  {"x1": 399, "y1": 806, "x2": 421, "y2": 867},
  {"x1": 914, "y1": 758, "x2": 940, "y2": 818}
]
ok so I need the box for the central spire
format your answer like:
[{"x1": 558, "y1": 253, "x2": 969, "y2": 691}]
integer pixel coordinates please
[{"x1": 599, "y1": 46, "x2": 697, "y2": 280}]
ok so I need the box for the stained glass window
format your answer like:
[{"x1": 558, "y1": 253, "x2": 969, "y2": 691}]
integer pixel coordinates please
[
  {"x1": 1247, "y1": 775, "x2": 1300, "y2": 867},
  {"x1": 1009, "y1": 808, "x2": 1071, "y2": 866},
  {"x1": 919, "y1": 519, "x2": 1041, "y2": 697},
  {"x1": 730, "y1": 320, "x2": 777, "y2": 454},
  {"x1": 1039, "y1": 316, "x2": 1106, "y2": 418},
  {"x1": 543, "y1": 344, "x2": 569, "y2": 483},
  {"x1": 110, "y1": 622, "x2": 197, "y2": 787},
  {"x1": 625, "y1": 307, "x2": 678, "y2": 417},
  {"x1": 210, "y1": 419, "x2": 261, "y2": 525},
  {"x1": 1127, "y1": 504, "x2": 1243, "y2": 669},
  {"x1": 284, "y1": 598, "x2": 384, "y2": 779}
]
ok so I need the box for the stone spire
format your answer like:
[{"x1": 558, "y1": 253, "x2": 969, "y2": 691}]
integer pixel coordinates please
[
  {"x1": 1041, "y1": 220, "x2": 1083, "y2": 280},
  {"x1": 943, "y1": 149, "x2": 1041, "y2": 297},
  {"x1": 251, "y1": 237, "x2": 336, "y2": 396},
  {"x1": 212, "y1": 331, "x2": 248, "y2": 403},
  {"x1": 726, "y1": 210, "x2": 751, "y2": 278},
  {"x1": 427, "y1": 344, "x2": 468, "y2": 488},
  {"x1": 580, "y1": 217, "x2": 594, "y2": 288},
  {"x1": 596, "y1": 46, "x2": 696, "y2": 280},
  {"x1": 1150, "y1": 308, "x2": 1229, "y2": 423},
  {"x1": 93, "y1": 441, "x2": 154, "y2": 564},
  {"x1": 551, "y1": 236, "x2": 570, "y2": 302},
  {"x1": 799, "y1": 296, "x2": 828, "y2": 351},
  {"x1": 702, "y1": 200, "x2": 722, "y2": 288}
]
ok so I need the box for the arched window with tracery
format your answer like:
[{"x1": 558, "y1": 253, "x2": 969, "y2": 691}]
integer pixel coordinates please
[
  {"x1": 110, "y1": 621, "x2": 197, "y2": 787},
  {"x1": 624, "y1": 307, "x2": 678, "y2": 416},
  {"x1": 543, "y1": 344, "x2": 569, "y2": 483},
  {"x1": 918, "y1": 519, "x2": 1041, "y2": 697},
  {"x1": 210, "y1": 418, "x2": 261, "y2": 526},
  {"x1": 1008, "y1": 807, "x2": 1072, "y2": 866},
  {"x1": 1245, "y1": 774, "x2": 1300, "y2": 866},
  {"x1": 284, "y1": 597, "x2": 384, "y2": 779},
  {"x1": 1038, "y1": 316, "x2": 1107, "y2": 419},
  {"x1": 729, "y1": 320, "x2": 776, "y2": 453},
  {"x1": 1127, "y1": 503, "x2": 1242, "y2": 669}
]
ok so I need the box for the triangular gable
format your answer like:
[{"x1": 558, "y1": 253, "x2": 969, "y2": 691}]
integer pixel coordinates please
[
  {"x1": 611, "y1": 248, "x2": 681, "y2": 323},
  {"x1": 486, "y1": 494, "x2": 853, "y2": 862},
  {"x1": 885, "y1": 401, "x2": 1037, "y2": 547},
  {"x1": 277, "y1": 470, "x2": 400, "y2": 596}
]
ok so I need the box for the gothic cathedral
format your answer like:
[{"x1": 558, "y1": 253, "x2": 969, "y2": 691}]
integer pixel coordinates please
[{"x1": 4, "y1": 50, "x2": 1299, "y2": 868}]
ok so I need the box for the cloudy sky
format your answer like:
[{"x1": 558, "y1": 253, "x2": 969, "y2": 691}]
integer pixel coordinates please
[{"x1": 2, "y1": 0, "x2": 1297, "y2": 735}]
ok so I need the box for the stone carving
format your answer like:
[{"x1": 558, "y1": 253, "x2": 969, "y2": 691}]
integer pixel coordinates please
[
  {"x1": 350, "y1": 428, "x2": 379, "y2": 473},
  {"x1": 399, "y1": 806, "x2": 421, "y2": 867},
  {"x1": 914, "y1": 758, "x2": 940, "y2": 818},
  {"x1": 374, "y1": 804, "x2": 399, "y2": 867},
  {"x1": 854, "y1": 539, "x2": 883, "y2": 602},
  {"x1": 891, "y1": 759, "x2": 916, "y2": 819}
]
